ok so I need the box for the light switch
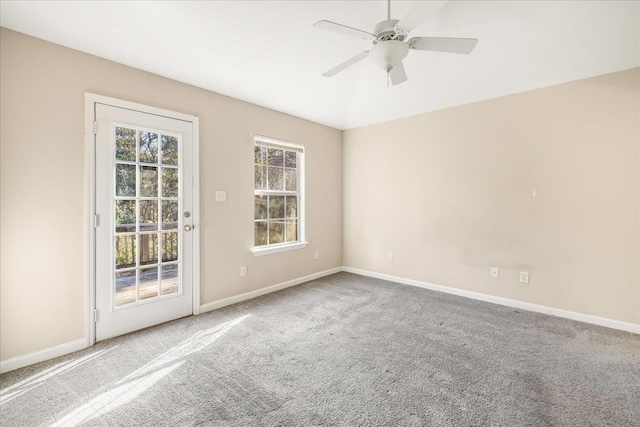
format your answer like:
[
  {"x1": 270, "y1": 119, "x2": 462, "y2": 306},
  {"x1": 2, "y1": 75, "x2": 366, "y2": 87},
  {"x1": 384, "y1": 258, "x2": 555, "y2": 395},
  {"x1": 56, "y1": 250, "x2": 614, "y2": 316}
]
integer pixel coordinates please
[{"x1": 215, "y1": 191, "x2": 227, "y2": 202}]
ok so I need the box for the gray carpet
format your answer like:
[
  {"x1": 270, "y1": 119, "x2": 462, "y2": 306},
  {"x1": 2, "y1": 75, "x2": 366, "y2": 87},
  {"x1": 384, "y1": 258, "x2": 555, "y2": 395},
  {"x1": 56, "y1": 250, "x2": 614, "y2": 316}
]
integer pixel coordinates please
[{"x1": 1, "y1": 272, "x2": 639, "y2": 426}]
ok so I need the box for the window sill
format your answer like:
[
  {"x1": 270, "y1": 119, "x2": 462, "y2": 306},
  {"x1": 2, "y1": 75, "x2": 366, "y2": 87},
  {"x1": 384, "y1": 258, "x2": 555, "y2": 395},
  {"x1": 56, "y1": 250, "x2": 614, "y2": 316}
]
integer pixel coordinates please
[{"x1": 252, "y1": 242, "x2": 308, "y2": 256}]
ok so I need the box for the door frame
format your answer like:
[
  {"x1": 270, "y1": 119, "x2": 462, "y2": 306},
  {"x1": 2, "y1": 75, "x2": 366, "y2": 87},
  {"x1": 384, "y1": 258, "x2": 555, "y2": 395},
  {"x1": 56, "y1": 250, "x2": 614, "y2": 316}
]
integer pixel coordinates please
[{"x1": 84, "y1": 93, "x2": 200, "y2": 347}]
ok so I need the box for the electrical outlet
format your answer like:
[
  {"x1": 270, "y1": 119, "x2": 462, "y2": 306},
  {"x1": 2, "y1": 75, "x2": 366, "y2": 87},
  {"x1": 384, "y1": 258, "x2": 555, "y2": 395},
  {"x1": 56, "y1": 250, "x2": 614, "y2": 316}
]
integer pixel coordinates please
[
  {"x1": 520, "y1": 271, "x2": 529, "y2": 284},
  {"x1": 215, "y1": 190, "x2": 227, "y2": 202},
  {"x1": 387, "y1": 252, "x2": 394, "y2": 262},
  {"x1": 491, "y1": 267, "x2": 499, "y2": 278},
  {"x1": 314, "y1": 251, "x2": 319, "y2": 260},
  {"x1": 240, "y1": 266, "x2": 247, "y2": 277}
]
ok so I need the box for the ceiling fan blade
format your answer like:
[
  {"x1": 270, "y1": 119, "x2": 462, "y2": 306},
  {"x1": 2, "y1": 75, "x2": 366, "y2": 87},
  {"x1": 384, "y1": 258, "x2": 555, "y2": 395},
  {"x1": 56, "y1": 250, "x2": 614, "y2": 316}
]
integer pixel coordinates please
[
  {"x1": 390, "y1": 62, "x2": 407, "y2": 86},
  {"x1": 322, "y1": 51, "x2": 370, "y2": 77},
  {"x1": 409, "y1": 37, "x2": 478, "y2": 54},
  {"x1": 313, "y1": 20, "x2": 376, "y2": 40},
  {"x1": 395, "y1": 1, "x2": 448, "y2": 34}
]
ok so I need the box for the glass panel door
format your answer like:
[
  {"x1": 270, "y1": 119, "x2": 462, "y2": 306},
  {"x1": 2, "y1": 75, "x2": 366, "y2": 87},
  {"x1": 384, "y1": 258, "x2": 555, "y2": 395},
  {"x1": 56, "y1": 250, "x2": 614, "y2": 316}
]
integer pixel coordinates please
[{"x1": 95, "y1": 103, "x2": 194, "y2": 342}]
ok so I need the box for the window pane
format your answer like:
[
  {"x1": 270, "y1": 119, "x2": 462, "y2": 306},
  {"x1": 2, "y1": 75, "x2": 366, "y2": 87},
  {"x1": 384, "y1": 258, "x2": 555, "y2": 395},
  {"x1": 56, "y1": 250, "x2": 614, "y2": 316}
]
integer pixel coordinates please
[
  {"x1": 162, "y1": 168, "x2": 179, "y2": 198},
  {"x1": 268, "y1": 167, "x2": 284, "y2": 191},
  {"x1": 269, "y1": 221, "x2": 285, "y2": 244},
  {"x1": 115, "y1": 127, "x2": 136, "y2": 162},
  {"x1": 140, "y1": 131, "x2": 158, "y2": 163},
  {"x1": 254, "y1": 165, "x2": 263, "y2": 190},
  {"x1": 255, "y1": 195, "x2": 267, "y2": 220},
  {"x1": 116, "y1": 164, "x2": 136, "y2": 197},
  {"x1": 285, "y1": 151, "x2": 297, "y2": 168},
  {"x1": 255, "y1": 221, "x2": 267, "y2": 246},
  {"x1": 267, "y1": 148, "x2": 283, "y2": 166},
  {"x1": 161, "y1": 264, "x2": 179, "y2": 295},
  {"x1": 140, "y1": 166, "x2": 158, "y2": 197},
  {"x1": 162, "y1": 135, "x2": 179, "y2": 166},
  {"x1": 140, "y1": 200, "x2": 158, "y2": 231},
  {"x1": 254, "y1": 146, "x2": 266, "y2": 165},
  {"x1": 253, "y1": 140, "x2": 303, "y2": 249},
  {"x1": 286, "y1": 196, "x2": 297, "y2": 218},
  {"x1": 286, "y1": 220, "x2": 298, "y2": 242},
  {"x1": 139, "y1": 267, "x2": 159, "y2": 300},
  {"x1": 162, "y1": 232, "x2": 178, "y2": 262},
  {"x1": 269, "y1": 196, "x2": 284, "y2": 219},
  {"x1": 162, "y1": 200, "x2": 178, "y2": 230},
  {"x1": 115, "y1": 270, "x2": 136, "y2": 306},
  {"x1": 139, "y1": 233, "x2": 158, "y2": 266},
  {"x1": 285, "y1": 169, "x2": 297, "y2": 191},
  {"x1": 115, "y1": 235, "x2": 136, "y2": 269},
  {"x1": 116, "y1": 200, "x2": 136, "y2": 232}
]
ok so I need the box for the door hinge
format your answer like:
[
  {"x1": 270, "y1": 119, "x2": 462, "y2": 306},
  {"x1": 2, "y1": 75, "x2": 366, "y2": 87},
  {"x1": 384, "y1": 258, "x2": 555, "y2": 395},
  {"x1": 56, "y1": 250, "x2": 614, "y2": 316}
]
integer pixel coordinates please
[
  {"x1": 94, "y1": 308, "x2": 98, "y2": 323},
  {"x1": 93, "y1": 121, "x2": 98, "y2": 134},
  {"x1": 94, "y1": 214, "x2": 100, "y2": 228}
]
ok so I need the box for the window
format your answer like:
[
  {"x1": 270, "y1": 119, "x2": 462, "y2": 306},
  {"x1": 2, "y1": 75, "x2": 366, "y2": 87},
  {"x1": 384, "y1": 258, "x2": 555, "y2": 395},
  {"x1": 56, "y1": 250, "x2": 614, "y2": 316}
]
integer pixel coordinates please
[{"x1": 253, "y1": 135, "x2": 306, "y2": 254}]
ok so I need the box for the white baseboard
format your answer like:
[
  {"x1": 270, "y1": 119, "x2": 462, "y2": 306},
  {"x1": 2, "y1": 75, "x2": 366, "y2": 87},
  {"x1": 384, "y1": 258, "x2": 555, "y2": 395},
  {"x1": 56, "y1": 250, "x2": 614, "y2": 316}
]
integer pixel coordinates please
[
  {"x1": 342, "y1": 266, "x2": 640, "y2": 334},
  {"x1": 3, "y1": 265, "x2": 636, "y2": 375},
  {"x1": 0, "y1": 338, "x2": 87, "y2": 374},
  {"x1": 199, "y1": 267, "x2": 343, "y2": 314}
]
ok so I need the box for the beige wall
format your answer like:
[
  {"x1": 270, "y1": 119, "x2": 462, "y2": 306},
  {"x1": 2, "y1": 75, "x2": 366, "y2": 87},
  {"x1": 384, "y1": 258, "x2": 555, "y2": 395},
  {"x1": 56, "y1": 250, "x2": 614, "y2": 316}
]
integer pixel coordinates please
[
  {"x1": 0, "y1": 28, "x2": 343, "y2": 360},
  {"x1": 344, "y1": 68, "x2": 640, "y2": 325}
]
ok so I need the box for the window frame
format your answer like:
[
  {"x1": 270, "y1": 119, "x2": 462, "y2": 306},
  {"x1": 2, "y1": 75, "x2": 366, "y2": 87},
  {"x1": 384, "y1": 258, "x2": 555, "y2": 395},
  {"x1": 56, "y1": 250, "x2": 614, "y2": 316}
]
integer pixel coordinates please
[{"x1": 252, "y1": 134, "x2": 307, "y2": 256}]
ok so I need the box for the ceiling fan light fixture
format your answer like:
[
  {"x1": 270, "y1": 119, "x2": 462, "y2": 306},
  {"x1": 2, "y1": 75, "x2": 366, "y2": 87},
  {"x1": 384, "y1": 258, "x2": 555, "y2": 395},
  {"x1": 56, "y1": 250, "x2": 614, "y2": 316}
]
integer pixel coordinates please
[{"x1": 369, "y1": 40, "x2": 409, "y2": 71}]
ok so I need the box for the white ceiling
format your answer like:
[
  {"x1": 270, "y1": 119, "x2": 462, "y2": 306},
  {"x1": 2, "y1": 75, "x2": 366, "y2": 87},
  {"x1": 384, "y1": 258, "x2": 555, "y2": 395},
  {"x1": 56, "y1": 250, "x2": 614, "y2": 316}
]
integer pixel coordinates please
[{"x1": 1, "y1": 1, "x2": 638, "y2": 130}]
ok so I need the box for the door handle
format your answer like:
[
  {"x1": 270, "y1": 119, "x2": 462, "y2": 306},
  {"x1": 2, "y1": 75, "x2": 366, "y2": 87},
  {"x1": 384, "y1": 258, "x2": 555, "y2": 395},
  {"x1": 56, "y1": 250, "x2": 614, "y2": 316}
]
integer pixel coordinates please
[{"x1": 184, "y1": 224, "x2": 193, "y2": 232}]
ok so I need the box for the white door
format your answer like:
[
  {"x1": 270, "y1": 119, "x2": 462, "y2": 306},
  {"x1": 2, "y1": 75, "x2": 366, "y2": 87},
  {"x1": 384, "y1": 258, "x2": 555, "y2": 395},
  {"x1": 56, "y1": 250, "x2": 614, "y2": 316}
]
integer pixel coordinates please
[{"x1": 95, "y1": 103, "x2": 194, "y2": 341}]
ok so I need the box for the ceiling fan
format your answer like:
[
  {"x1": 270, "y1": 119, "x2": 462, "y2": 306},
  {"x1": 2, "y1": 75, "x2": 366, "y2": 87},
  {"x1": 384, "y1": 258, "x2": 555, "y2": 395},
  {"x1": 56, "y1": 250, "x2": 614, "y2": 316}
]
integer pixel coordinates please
[{"x1": 313, "y1": 0, "x2": 478, "y2": 85}]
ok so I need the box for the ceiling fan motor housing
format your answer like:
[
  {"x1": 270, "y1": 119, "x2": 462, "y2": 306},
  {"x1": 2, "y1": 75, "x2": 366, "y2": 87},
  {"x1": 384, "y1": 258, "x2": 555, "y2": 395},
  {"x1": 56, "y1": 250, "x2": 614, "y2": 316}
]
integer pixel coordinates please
[{"x1": 373, "y1": 19, "x2": 406, "y2": 41}]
